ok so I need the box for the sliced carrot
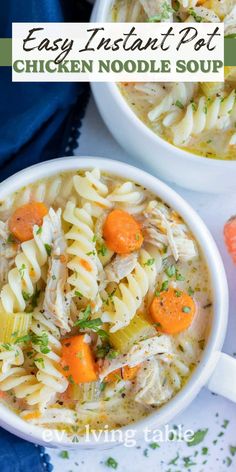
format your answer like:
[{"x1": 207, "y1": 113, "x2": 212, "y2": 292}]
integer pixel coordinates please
[
  {"x1": 105, "y1": 365, "x2": 141, "y2": 383},
  {"x1": 103, "y1": 209, "x2": 143, "y2": 254},
  {"x1": 9, "y1": 202, "x2": 48, "y2": 242},
  {"x1": 105, "y1": 368, "x2": 122, "y2": 383},
  {"x1": 224, "y1": 216, "x2": 236, "y2": 263},
  {"x1": 122, "y1": 364, "x2": 141, "y2": 381},
  {"x1": 61, "y1": 335, "x2": 97, "y2": 384},
  {"x1": 149, "y1": 287, "x2": 196, "y2": 334},
  {"x1": 0, "y1": 391, "x2": 5, "y2": 398}
]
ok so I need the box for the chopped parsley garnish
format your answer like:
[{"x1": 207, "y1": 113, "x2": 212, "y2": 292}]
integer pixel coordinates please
[
  {"x1": 68, "y1": 375, "x2": 75, "y2": 385},
  {"x1": 187, "y1": 428, "x2": 208, "y2": 447},
  {"x1": 182, "y1": 306, "x2": 191, "y2": 313},
  {"x1": 19, "y1": 263, "x2": 26, "y2": 279},
  {"x1": 175, "y1": 100, "x2": 184, "y2": 110},
  {"x1": 98, "y1": 244, "x2": 108, "y2": 257},
  {"x1": 36, "y1": 226, "x2": 42, "y2": 235},
  {"x1": 44, "y1": 244, "x2": 52, "y2": 256},
  {"x1": 59, "y1": 450, "x2": 69, "y2": 459},
  {"x1": 86, "y1": 250, "x2": 96, "y2": 256},
  {"x1": 230, "y1": 445, "x2": 236, "y2": 456},
  {"x1": 75, "y1": 290, "x2": 84, "y2": 299},
  {"x1": 100, "y1": 381, "x2": 107, "y2": 392},
  {"x1": 105, "y1": 457, "x2": 118, "y2": 469},
  {"x1": 176, "y1": 270, "x2": 185, "y2": 281},
  {"x1": 149, "y1": 442, "x2": 160, "y2": 449},
  {"x1": 14, "y1": 332, "x2": 50, "y2": 354},
  {"x1": 7, "y1": 233, "x2": 16, "y2": 243},
  {"x1": 25, "y1": 286, "x2": 41, "y2": 313},
  {"x1": 188, "y1": 286, "x2": 194, "y2": 296},
  {"x1": 96, "y1": 344, "x2": 111, "y2": 359},
  {"x1": 155, "y1": 280, "x2": 169, "y2": 297},
  {"x1": 148, "y1": 1, "x2": 174, "y2": 22},
  {"x1": 188, "y1": 7, "x2": 203, "y2": 22},
  {"x1": 107, "y1": 349, "x2": 118, "y2": 360},
  {"x1": 2, "y1": 343, "x2": 14, "y2": 351},
  {"x1": 168, "y1": 453, "x2": 179, "y2": 465},
  {"x1": 165, "y1": 264, "x2": 176, "y2": 277},
  {"x1": 74, "y1": 305, "x2": 108, "y2": 339},
  {"x1": 35, "y1": 357, "x2": 45, "y2": 368},
  {"x1": 22, "y1": 291, "x2": 31, "y2": 302},
  {"x1": 144, "y1": 258, "x2": 155, "y2": 267}
]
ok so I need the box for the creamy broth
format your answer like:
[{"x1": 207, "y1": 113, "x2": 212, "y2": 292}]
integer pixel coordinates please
[
  {"x1": 0, "y1": 169, "x2": 212, "y2": 437},
  {"x1": 112, "y1": 0, "x2": 236, "y2": 160}
]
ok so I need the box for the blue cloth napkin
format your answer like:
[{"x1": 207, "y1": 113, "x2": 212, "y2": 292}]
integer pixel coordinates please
[
  {"x1": 0, "y1": 429, "x2": 52, "y2": 472},
  {"x1": 0, "y1": 1, "x2": 91, "y2": 470},
  {"x1": 0, "y1": 0, "x2": 91, "y2": 181}
]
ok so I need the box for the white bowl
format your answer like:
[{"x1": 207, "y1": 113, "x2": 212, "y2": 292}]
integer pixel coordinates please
[
  {"x1": 91, "y1": 0, "x2": 236, "y2": 193},
  {"x1": 0, "y1": 157, "x2": 231, "y2": 449}
]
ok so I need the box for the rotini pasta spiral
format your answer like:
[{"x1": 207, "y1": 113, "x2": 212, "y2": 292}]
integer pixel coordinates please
[
  {"x1": 0, "y1": 343, "x2": 24, "y2": 374},
  {"x1": 108, "y1": 181, "x2": 147, "y2": 214},
  {"x1": 1, "y1": 209, "x2": 59, "y2": 313},
  {"x1": 103, "y1": 249, "x2": 157, "y2": 332},
  {"x1": 171, "y1": 90, "x2": 236, "y2": 145},
  {"x1": 0, "y1": 311, "x2": 68, "y2": 407},
  {"x1": 63, "y1": 201, "x2": 102, "y2": 300},
  {"x1": 73, "y1": 169, "x2": 112, "y2": 217},
  {"x1": 0, "y1": 343, "x2": 44, "y2": 405},
  {"x1": 30, "y1": 311, "x2": 68, "y2": 402},
  {"x1": 0, "y1": 176, "x2": 74, "y2": 219},
  {"x1": 148, "y1": 83, "x2": 197, "y2": 122}
]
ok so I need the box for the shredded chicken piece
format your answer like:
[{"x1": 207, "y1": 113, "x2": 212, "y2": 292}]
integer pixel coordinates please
[
  {"x1": 139, "y1": 0, "x2": 173, "y2": 20},
  {"x1": 99, "y1": 335, "x2": 173, "y2": 380},
  {"x1": 143, "y1": 201, "x2": 197, "y2": 262},
  {"x1": 105, "y1": 252, "x2": 138, "y2": 283},
  {"x1": 134, "y1": 358, "x2": 173, "y2": 405},
  {"x1": 43, "y1": 208, "x2": 70, "y2": 332},
  {"x1": 224, "y1": 5, "x2": 236, "y2": 35},
  {"x1": 186, "y1": 6, "x2": 220, "y2": 22}
]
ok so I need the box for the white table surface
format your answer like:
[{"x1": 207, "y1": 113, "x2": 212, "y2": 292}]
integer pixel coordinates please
[{"x1": 48, "y1": 96, "x2": 236, "y2": 472}]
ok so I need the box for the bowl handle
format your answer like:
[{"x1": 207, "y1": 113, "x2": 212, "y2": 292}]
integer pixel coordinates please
[{"x1": 207, "y1": 352, "x2": 236, "y2": 402}]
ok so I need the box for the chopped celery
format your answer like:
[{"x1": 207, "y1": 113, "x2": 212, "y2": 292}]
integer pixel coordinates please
[
  {"x1": 0, "y1": 310, "x2": 32, "y2": 343},
  {"x1": 71, "y1": 382, "x2": 100, "y2": 402},
  {"x1": 109, "y1": 314, "x2": 156, "y2": 354}
]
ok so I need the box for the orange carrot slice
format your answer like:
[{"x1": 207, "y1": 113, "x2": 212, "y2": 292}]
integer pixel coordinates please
[
  {"x1": 103, "y1": 209, "x2": 143, "y2": 254},
  {"x1": 122, "y1": 364, "x2": 141, "y2": 381},
  {"x1": 61, "y1": 335, "x2": 98, "y2": 384},
  {"x1": 224, "y1": 216, "x2": 236, "y2": 263},
  {"x1": 105, "y1": 368, "x2": 122, "y2": 383},
  {"x1": 149, "y1": 287, "x2": 196, "y2": 334},
  {"x1": 105, "y1": 364, "x2": 141, "y2": 383},
  {"x1": 9, "y1": 202, "x2": 48, "y2": 242}
]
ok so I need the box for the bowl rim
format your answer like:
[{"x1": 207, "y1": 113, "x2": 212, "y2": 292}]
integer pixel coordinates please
[
  {"x1": 91, "y1": 0, "x2": 236, "y2": 167},
  {"x1": 0, "y1": 156, "x2": 229, "y2": 448}
]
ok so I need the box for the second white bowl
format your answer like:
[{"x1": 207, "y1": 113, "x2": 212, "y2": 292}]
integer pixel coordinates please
[{"x1": 91, "y1": 0, "x2": 236, "y2": 194}]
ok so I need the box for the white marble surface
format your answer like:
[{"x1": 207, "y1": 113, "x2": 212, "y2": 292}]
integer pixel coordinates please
[{"x1": 48, "y1": 97, "x2": 236, "y2": 472}]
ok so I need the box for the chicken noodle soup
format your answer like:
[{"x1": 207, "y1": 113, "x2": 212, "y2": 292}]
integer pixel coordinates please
[
  {"x1": 112, "y1": 0, "x2": 236, "y2": 160},
  {"x1": 0, "y1": 169, "x2": 212, "y2": 436}
]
